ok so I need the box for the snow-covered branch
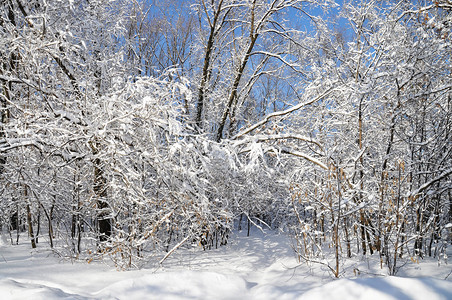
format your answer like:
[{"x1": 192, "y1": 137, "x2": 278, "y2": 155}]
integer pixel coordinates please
[{"x1": 232, "y1": 86, "x2": 337, "y2": 139}]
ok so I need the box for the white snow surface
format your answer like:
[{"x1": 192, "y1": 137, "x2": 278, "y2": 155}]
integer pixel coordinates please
[{"x1": 1, "y1": 230, "x2": 451, "y2": 299}]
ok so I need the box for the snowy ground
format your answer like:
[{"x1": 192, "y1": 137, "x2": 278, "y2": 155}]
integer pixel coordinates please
[{"x1": 1, "y1": 230, "x2": 451, "y2": 299}]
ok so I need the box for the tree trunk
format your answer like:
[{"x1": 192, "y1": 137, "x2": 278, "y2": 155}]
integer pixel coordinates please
[
  {"x1": 360, "y1": 212, "x2": 367, "y2": 255},
  {"x1": 36, "y1": 211, "x2": 40, "y2": 244},
  {"x1": 26, "y1": 204, "x2": 36, "y2": 249},
  {"x1": 195, "y1": 0, "x2": 228, "y2": 131},
  {"x1": 91, "y1": 140, "x2": 112, "y2": 243},
  {"x1": 94, "y1": 159, "x2": 111, "y2": 242},
  {"x1": 247, "y1": 216, "x2": 251, "y2": 237},
  {"x1": 344, "y1": 217, "x2": 351, "y2": 258},
  {"x1": 216, "y1": 2, "x2": 259, "y2": 141}
]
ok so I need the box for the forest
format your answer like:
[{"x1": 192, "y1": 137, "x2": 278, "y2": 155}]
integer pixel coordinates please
[{"x1": 0, "y1": 0, "x2": 451, "y2": 277}]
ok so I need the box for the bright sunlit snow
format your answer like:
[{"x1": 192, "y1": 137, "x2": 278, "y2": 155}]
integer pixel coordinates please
[{"x1": 1, "y1": 230, "x2": 451, "y2": 300}]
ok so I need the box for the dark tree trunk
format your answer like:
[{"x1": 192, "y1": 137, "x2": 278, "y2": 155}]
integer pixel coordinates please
[
  {"x1": 93, "y1": 156, "x2": 112, "y2": 242},
  {"x1": 247, "y1": 217, "x2": 251, "y2": 237},
  {"x1": 195, "y1": 0, "x2": 229, "y2": 131},
  {"x1": 10, "y1": 209, "x2": 19, "y2": 231},
  {"x1": 36, "y1": 211, "x2": 40, "y2": 244}
]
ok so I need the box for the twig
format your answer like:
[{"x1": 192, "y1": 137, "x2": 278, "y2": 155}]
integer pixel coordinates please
[
  {"x1": 159, "y1": 235, "x2": 190, "y2": 266},
  {"x1": 0, "y1": 251, "x2": 7, "y2": 263},
  {"x1": 445, "y1": 268, "x2": 452, "y2": 280}
]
